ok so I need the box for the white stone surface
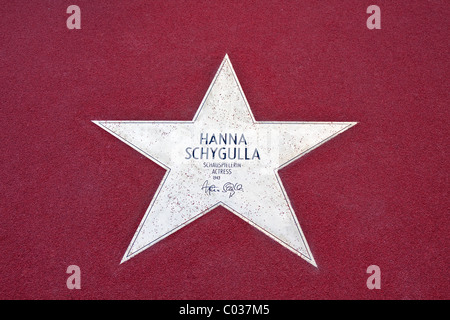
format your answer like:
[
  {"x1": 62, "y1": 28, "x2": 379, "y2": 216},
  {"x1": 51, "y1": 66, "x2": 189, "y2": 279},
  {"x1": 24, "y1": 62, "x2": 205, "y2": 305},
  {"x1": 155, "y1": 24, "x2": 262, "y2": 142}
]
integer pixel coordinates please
[{"x1": 93, "y1": 55, "x2": 356, "y2": 267}]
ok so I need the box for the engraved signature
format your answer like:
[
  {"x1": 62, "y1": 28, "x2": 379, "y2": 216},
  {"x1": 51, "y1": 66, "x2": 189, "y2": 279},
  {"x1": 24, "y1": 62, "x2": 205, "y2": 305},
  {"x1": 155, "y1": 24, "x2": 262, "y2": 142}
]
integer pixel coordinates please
[
  {"x1": 201, "y1": 180, "x2": 243, "y2": 198},
  {"x1": 201, "y1": 180, "x2": 220, "y2": 195},
  {"x1": 222, "y1": 182, "x2": 243, "y2": 198}
]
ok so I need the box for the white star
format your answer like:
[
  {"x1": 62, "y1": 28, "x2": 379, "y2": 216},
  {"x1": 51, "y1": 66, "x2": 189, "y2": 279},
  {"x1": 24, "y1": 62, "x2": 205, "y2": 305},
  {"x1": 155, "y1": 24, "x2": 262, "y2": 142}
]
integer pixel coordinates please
[{"x1": 94, "y1": 55, "x2": 356, "y2": 267}]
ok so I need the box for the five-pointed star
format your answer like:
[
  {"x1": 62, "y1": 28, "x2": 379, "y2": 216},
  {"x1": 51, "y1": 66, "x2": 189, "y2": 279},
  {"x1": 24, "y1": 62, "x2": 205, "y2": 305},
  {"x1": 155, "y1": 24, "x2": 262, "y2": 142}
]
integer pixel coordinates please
[{"x1": 93, "y1": 55, "x2": 356, "y2": 266}]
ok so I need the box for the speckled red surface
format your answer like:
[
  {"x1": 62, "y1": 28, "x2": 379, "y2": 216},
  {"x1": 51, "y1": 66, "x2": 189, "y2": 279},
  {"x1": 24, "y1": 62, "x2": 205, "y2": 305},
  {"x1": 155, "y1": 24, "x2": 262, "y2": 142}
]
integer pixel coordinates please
[{"x1": 1, "y1": 1, "x2": 448, "y2": 299}]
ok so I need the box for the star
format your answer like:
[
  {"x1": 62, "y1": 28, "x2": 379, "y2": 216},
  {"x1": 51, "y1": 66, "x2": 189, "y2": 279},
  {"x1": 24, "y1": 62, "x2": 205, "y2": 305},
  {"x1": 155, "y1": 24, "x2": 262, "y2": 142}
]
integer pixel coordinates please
[{"x1": 93, "y1": 55, "x2": 356, "y2": 267}]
